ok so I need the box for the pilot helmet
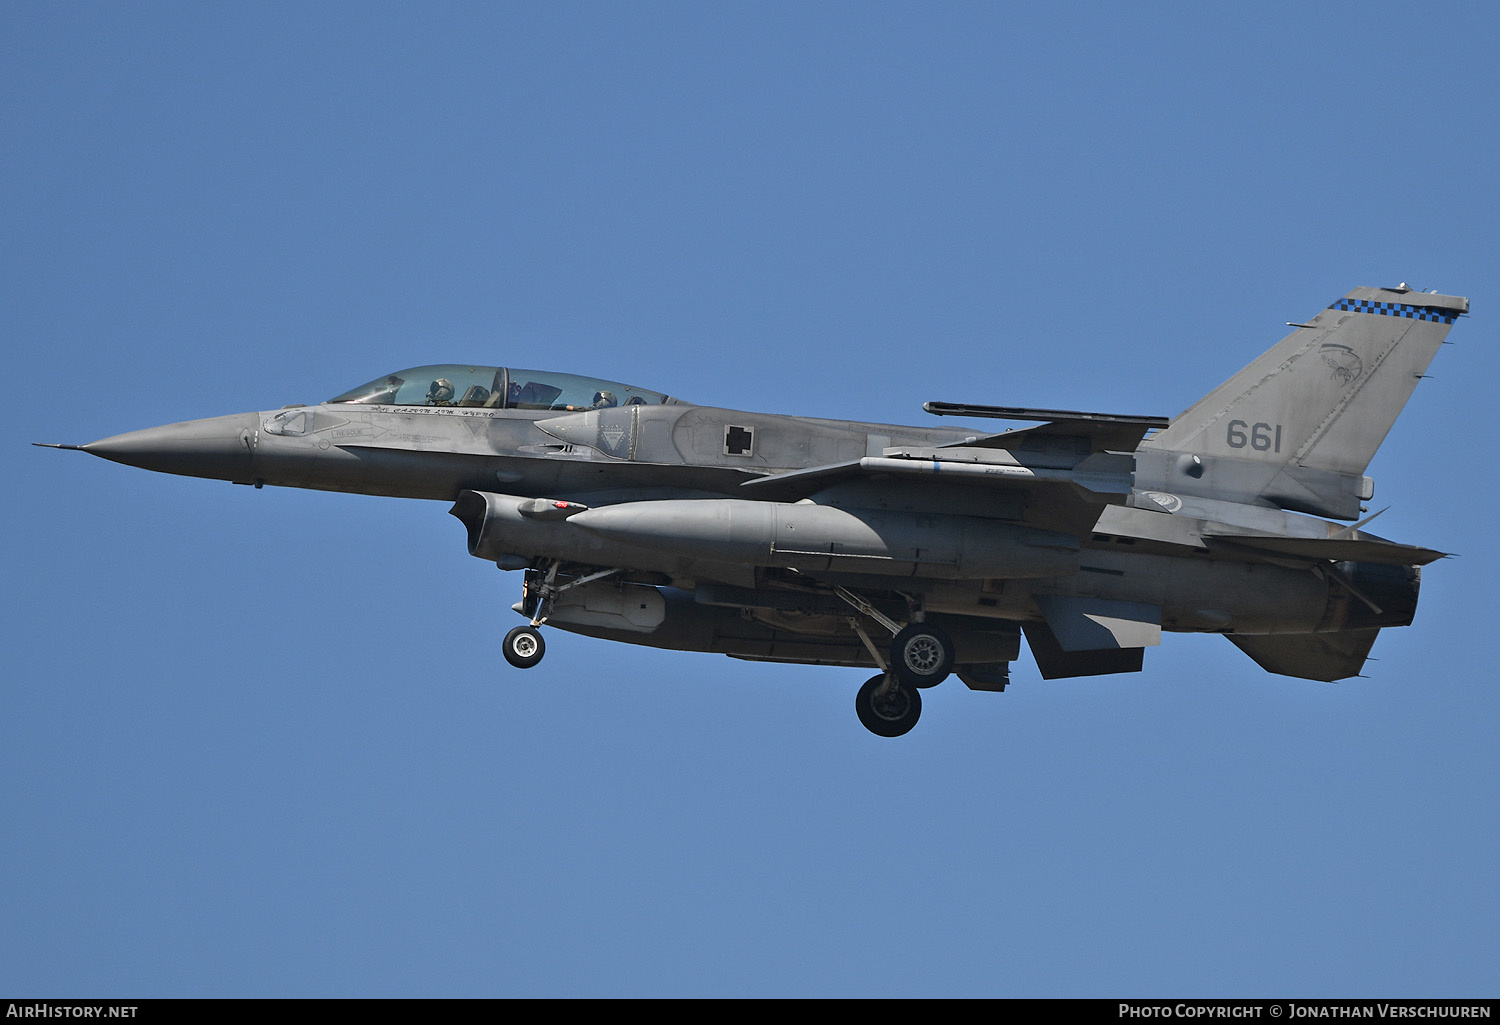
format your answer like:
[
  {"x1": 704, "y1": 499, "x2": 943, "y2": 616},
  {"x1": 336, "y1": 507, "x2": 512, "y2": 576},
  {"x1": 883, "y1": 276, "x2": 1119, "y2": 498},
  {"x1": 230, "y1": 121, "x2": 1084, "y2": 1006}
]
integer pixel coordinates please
[
  {"x1": 427, "y1": 378, "x2": 455, "y2": 403},
  {"x1": 594, "y1": 390, "x2": 617, "y2": 408}
]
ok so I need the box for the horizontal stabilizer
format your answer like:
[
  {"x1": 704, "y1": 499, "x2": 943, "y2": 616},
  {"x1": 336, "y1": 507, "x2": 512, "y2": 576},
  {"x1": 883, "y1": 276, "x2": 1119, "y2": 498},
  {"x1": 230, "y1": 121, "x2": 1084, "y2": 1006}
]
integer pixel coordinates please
[
  {"x1": 1204, "y1": 532, "x2": 1446, "y2": 566},
  {"x1": 1229, "y1": 628, "x2": 1381, "y2": 682}
]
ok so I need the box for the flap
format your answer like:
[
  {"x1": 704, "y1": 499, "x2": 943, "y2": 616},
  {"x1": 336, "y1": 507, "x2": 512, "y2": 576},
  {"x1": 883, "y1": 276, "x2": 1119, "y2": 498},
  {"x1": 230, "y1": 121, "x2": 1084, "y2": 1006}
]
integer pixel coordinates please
[
  {"x1": 1034, "y1": 595, "x2": 1162, "y2": 651},
  {"x1": 1022, "y1": 620, "x2": 1146, "y2": 679}
]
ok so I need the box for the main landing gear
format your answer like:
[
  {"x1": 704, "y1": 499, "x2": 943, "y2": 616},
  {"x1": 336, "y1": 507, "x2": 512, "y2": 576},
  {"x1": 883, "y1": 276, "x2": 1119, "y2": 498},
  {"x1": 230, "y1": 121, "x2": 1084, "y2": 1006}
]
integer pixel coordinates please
[
  {"x1": 855, "y1": 673, "x2": 922, "y2": 738},
  {"x1": 852, "y1": 623, "x2": 951, "y2": 737},
  {"x1": 889, "y1": 622, "x2": 955, "y2": 689},
  {"x1": 829, "y1": 584, "x2": 956, "y2": 736}
]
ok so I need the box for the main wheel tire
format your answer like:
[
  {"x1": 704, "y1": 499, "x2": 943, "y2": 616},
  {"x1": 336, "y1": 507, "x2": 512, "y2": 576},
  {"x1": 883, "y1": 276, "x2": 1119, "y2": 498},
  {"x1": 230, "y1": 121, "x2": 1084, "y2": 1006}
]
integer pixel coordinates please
[
  {"x1": 502, "y1": 625, "x2": 546, "y2": 669},
  {"x1": 890, "y1": 623, "x2": 954, "y2": 689},
  {"x1": 855, "y1": 674, "x2": 922, "y2": 738}
]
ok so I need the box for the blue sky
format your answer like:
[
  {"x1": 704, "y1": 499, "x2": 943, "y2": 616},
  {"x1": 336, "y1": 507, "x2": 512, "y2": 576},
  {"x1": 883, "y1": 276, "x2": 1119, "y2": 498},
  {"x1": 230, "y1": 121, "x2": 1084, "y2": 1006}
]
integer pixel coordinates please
[{"x1": 4, "y1": 1, "x2": 1497, "y2": 997}]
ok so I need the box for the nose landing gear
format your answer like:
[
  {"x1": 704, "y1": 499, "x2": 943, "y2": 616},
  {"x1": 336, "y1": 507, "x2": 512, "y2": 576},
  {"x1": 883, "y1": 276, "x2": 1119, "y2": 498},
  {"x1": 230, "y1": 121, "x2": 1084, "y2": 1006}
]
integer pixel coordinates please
[
  {"x1": 502, "y1": 562, "x2": 626, "y2": 670},
  {"x1": 502, "y1": 625, "x2": 546, "y2": 669}
]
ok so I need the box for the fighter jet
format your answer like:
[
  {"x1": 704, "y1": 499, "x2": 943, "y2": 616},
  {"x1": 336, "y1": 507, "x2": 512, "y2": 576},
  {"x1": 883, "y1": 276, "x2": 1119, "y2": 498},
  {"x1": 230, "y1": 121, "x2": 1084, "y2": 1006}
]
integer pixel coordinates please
[{"x1": 41, "y1": 285, "x2": 1466, "y2": 736}]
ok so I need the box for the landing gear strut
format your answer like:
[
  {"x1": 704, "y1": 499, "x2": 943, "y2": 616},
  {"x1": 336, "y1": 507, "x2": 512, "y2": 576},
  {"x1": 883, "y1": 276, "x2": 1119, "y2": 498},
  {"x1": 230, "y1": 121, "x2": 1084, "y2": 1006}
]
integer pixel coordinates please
[
  {"x1": 832, "y1": 583, "x2": 955, "y2": 692},
  {"x1": 506, "y1": 562, "x2": 626, "y2": 670},
  {"x1": 829, "y1": 583, "x2": 951, "y2": 734},
  {"x1": 855, "y1": 674, "x2": 922, "y2": 738}
]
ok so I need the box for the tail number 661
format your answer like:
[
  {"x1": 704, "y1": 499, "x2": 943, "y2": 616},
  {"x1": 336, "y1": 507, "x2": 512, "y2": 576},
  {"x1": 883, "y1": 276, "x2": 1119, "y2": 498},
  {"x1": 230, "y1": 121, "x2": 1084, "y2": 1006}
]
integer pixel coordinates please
[{"x1": 1226, "y1": 420, "x2": 1283, "y2": 452}]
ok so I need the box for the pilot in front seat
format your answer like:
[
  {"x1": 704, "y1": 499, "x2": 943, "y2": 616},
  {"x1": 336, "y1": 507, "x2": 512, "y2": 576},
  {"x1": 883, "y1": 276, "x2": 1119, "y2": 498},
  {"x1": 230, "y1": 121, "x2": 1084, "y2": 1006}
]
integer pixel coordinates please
[{"x1": 426, "y1": 378, "x2": 456, "y2": 406}]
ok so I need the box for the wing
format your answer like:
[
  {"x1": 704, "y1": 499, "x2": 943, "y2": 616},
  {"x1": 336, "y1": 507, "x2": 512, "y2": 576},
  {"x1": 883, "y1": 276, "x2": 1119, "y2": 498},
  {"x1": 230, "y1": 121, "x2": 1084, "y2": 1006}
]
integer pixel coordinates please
[
  {"x1": 738, "y1": 406, "x2": 1160, "y2": 536},
  {"x1": 922, "y1": 402, "x2": 1168, "y2": 455}
]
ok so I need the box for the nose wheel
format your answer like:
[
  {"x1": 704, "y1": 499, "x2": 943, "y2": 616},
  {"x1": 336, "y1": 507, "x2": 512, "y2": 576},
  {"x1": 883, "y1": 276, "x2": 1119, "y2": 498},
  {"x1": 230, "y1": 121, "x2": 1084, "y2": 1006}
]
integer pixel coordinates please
[
  {"x1": 855, "y1": 673, "x2": 922, "y2": 738},
  {"x1": 503, "y1": 625, "x2": 546, "y2": 669},
  {"x1": 506, "y1": 562, "x2": 623, "y2": 670}
]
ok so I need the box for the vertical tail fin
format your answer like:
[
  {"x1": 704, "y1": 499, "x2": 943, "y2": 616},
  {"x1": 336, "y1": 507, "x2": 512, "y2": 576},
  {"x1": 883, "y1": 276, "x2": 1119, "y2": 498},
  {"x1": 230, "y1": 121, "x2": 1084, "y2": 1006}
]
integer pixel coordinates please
[{"x1": 1138, "y1": 286, "x2": 1467, "y2": 518}]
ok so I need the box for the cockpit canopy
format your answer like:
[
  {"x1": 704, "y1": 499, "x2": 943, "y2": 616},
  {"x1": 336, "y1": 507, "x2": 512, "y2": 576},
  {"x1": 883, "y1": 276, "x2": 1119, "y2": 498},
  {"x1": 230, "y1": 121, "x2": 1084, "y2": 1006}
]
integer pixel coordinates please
[{"x1": 328, "y1": 365, "x2": 678, "y2": 411}]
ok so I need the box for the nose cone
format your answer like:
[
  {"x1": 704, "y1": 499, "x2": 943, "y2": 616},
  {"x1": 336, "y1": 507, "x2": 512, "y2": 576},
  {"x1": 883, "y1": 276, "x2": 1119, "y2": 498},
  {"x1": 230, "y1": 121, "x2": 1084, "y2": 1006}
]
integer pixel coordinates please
[{"x1": 84, "y1": 412, "x2": 259, "y2": 482}]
